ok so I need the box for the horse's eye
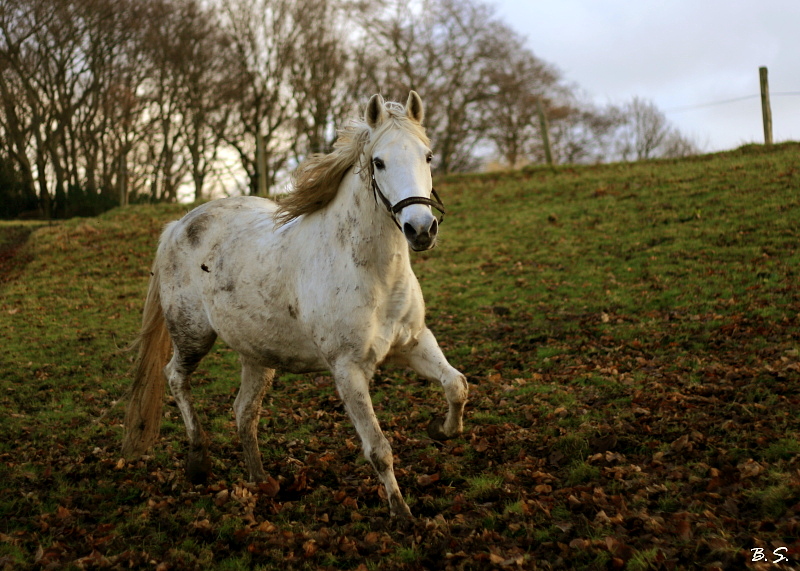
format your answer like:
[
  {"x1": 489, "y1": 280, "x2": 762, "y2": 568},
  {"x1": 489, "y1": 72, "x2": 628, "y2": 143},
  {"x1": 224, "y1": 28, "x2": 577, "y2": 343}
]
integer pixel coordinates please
[
  {"x1": 373, "y1": 157, "x2": 385, "y2": 170},
  {"x1": 426, "y1": 153, "x2": 433, "y2": 164}
]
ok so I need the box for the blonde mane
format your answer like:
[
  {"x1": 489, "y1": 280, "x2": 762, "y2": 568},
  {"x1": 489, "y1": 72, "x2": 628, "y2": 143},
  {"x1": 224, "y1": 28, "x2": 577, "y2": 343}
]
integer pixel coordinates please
[{"x1": 274, "y1": 101, "x2": 430, "y2": 226}]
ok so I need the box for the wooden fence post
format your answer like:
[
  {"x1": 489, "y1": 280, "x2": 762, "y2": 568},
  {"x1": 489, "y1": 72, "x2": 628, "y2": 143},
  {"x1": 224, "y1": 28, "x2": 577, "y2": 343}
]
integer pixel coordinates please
[
  {"x1": 256, "y1": 133, "x2": 267, "y2": 196},
  {"x1": 759, "y1": 66, "x2": 773, "y2": 145},
  {"x1": 537, "y1": 98, "x2": 554, "y2": 167},
  {"x1": 118, "y1": 152, "x2": 128, "y2": 207}
]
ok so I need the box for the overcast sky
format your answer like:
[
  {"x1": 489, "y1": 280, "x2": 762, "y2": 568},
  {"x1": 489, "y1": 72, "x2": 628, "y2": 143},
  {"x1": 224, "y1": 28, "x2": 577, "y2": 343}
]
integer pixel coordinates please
[{"x1": 493, "y1": 0, "x2": 800, "y2": 152}]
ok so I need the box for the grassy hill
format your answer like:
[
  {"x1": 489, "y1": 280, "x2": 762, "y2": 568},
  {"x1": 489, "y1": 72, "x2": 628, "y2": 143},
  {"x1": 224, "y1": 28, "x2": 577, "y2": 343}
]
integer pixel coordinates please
[{"x1": 1, "y1": 143, "x2": 798, "y2": 569}]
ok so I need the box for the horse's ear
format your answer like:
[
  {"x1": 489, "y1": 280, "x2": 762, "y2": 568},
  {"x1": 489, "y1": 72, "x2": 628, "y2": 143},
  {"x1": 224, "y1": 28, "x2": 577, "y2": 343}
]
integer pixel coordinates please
[
  {"x1": 406, "y1": 90, "x2": 424, "y2": 124},
  {"x1": 366, "y1": 94, "x2": 387, "y2": 129}
]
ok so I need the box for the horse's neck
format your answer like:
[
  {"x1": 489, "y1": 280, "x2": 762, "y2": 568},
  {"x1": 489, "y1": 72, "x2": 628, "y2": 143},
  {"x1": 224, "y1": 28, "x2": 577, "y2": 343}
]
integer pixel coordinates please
[{"x1": 334, "y1": 169, "x2": 410, "y2": 270}]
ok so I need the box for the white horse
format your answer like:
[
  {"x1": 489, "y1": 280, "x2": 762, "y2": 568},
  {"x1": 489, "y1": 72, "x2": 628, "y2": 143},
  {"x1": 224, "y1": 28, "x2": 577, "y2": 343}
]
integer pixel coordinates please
[{"x1": 122, "y1": 91, "x2": 468, "y2": 518}]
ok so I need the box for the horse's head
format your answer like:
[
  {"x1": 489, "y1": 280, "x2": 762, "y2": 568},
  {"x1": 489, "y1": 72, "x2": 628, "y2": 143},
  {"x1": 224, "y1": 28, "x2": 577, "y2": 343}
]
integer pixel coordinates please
[{"x1": 365, "y1": 91, "x2": 443, "y2": 252}]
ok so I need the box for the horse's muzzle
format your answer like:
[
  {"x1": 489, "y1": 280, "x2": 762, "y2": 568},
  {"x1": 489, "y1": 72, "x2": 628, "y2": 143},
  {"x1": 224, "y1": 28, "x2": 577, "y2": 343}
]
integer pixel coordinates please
[{"x1": 404, "y1": 218, "x2": 438, "y2": 251}]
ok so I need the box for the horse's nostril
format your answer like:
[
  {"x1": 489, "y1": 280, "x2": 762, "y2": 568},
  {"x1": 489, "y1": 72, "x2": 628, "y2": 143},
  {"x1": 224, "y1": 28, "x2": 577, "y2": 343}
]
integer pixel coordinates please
[
  {"x1": 403, "y1": 222, "x2": 417, "y2": 240},
  {"x1": 429, "y1": 218, "x2": 438, "y2": 237}
]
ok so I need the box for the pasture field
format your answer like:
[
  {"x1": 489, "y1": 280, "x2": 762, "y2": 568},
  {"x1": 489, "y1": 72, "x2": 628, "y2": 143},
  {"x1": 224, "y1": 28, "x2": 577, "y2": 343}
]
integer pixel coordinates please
[{"x1": 1, "y1": 143, "x2": 799, "y2": 569}]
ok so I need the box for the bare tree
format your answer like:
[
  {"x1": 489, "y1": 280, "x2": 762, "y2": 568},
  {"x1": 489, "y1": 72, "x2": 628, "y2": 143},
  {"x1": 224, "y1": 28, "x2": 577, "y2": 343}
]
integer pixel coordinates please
[
  {"x1": 614, "y1": 97, "x2": 696, "y2": 161},
  {"x1": 542, "y1": 102, "x2": 622, "y2": 164},
  {"x1": 140, "y1": 0, "x2": 197, "y2": 202},
  {"x1": 78, "y1": 0, "x2": 150, "y2": 205},
  {"x1": 0, "y1": 0, "x2": 153, "y2": 214},
  {"x1": 0, "y1": 131, "x2": 36, "y2": 216},
  {"x1": 0, "y1": 0, "x2": 701, "y2": 219},
  {"x1": 660, "y1": 130, "x2": 699, "y2": 159},
  {"x1": 219, "y1": 0, "x2": 302, "y2": 195},
  {"x1": 288, "y1": 0, "x2": 353, "y2": 159},
  {"x1": 483, "y1": 35, "x2": 564, "y2": 168},
  {"x1": 0, "y1": 0, "x2": 60, "y2": 217},
  {"x1": 363, "y1": 0, "x2": 514, "y2": 173},
  {"x1": 0, "y1": 59, "x2": 38, "y2": 208},
  {"x1": 167, "y1": 0, "x2": 235, "y2": 201}
]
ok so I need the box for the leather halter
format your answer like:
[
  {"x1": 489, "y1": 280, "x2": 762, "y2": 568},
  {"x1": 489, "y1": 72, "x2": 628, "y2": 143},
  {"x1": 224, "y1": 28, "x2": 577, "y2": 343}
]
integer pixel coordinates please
[{"x1": 371, "y1": 172, "x2": 446, "y2": 231}]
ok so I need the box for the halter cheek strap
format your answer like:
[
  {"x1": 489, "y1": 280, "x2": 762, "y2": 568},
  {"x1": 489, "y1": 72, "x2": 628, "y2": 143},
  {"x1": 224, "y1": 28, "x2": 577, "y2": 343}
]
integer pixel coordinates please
[{"x1": 371, "y1": 173, "x2": 446, "y2": 231}]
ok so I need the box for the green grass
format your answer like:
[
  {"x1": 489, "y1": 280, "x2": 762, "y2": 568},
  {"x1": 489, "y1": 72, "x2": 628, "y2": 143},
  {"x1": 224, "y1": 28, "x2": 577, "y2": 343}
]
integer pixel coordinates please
[
  {"x1": 762, "y1": 438, "x2": 800, "y2": 462},
  {"x1": 566, "y1": 460, "x2": 600, "y2": 486},
  {"x1": 1, "y1": 143, "x2": 799, "y2": 568},
  {"x1": 627, "y1": 548, "x2": 660, "y2": 571},
  {"x1": 465, "y1": 475, "x2": 504, "y2": 500}
]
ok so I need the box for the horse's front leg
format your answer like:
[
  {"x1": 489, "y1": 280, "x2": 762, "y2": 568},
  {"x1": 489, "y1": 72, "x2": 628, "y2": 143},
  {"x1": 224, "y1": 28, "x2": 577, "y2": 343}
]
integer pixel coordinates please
[
  {"x1": 332, "y1": 360, "x2": 412, "y2": 519},
  {"x1": 404, "y1": 327, "x2": 468, "y2": 440}
]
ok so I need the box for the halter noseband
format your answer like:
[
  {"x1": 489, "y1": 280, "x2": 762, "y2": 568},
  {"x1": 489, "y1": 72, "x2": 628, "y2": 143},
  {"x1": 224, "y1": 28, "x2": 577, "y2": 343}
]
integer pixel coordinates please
[{"x1": 371, "y1": 172, "x2": 446, "y2": 231}]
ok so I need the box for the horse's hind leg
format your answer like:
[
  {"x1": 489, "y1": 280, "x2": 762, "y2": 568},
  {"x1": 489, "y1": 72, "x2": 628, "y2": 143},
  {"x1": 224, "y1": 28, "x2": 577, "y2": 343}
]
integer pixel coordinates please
[
  {"x1": 165, "y1": 330, "x2": 217, "y2": 484},
  {"x1": 403, "y1": 328, "x2": 468, "y2": 440},
  {"x1": 234, "y1": 356, "x2": 274, "y2": 482}
]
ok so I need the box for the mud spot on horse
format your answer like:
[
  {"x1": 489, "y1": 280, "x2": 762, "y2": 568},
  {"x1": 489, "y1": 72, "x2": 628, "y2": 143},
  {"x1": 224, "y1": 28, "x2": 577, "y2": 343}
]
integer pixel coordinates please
[
  {"x1": 164, "y1": 249, "x2": 179, "y2": 274},
  {"x1": 288, "y1": 304, "x2": 297, "y2": 319},
  {"x1": 185, "y1": 212, "x2": 210, "y2": 247},
  {"x1": 221, "y1": 280, "x2": 235, "y2": 292},
  {"x1": 201, "y1": 264, "x2": 210, "y2": 273},
  {"x1": 211, "y1": 243, "x2": 223, "y2": 271},
  {"x1": 369, "y1": 450, "x2": 389, "y2": 474},
  {"x1": 351, "y1": 245, "x2": 368, "y2": 267},
  {"x1": 336, "y1": 223, "x2": 348, "y2": 246},
  {"x1": 256, "y1": 348, "x2": 295, "y2": 371}
]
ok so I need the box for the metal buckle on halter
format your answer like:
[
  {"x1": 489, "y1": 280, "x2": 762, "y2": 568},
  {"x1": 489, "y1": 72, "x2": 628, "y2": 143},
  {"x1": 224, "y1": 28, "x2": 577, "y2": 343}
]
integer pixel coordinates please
[{"x1": 371, "y1": 173, "x2": 446, "y2": 231}]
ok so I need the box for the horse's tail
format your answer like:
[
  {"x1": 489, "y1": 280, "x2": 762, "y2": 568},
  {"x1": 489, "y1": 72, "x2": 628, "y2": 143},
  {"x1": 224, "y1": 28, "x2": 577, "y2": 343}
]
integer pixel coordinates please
[{"x1": 122, "y1": 262, "x2": 172, "y2": 459}]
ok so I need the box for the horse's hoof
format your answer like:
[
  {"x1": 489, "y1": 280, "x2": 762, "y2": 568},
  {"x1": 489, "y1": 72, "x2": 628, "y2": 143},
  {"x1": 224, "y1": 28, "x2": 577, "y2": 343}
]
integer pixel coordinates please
[
  {"x1": 186, "y1": 449, "x2": 212, "y2": 485},
  {"x1": 393, "y1": 514, "x2": 415, "y2": 532},
  {"x1": 389, "y1": 491, "x2": 413, "y2": 521},
  {"x1": 391, "y1": 503, "x2": 414, "y2": 522},
  {"x1": 426, "y1": 418, "x2": 449, "y2": 441},
  {"x1": 249, "y1": 472, "x2": 268, "y2": 483},
  {"x1": 186, "y1": 465, "x2": 210, "y2": 485}
]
